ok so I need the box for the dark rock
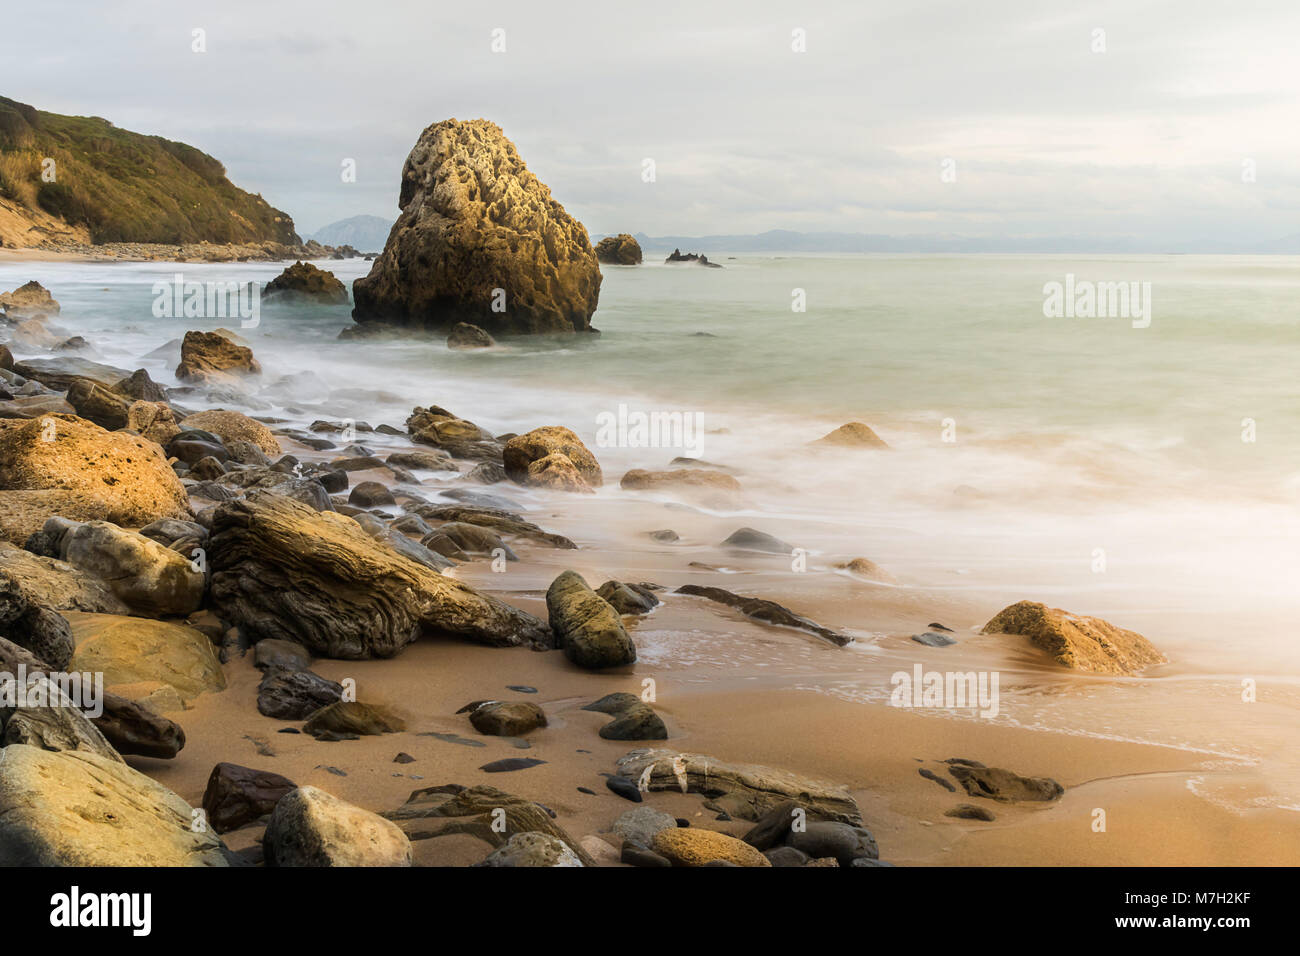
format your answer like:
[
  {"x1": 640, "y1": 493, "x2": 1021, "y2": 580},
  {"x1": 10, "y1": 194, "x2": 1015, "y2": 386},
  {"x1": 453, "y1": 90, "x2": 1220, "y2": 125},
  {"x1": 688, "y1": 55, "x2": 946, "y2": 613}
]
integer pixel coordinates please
[
  {"x1": 257, "y1": 668, "x2": 343, "y2": 720},
  {"x1": 947, "y1": 763, "x2": 1065, "y2": 803},
  {"x1": 479, "y1": 757, "x2": 546, "y2": 773},
  {"x1": 945, "y1": 803, "x2": 996, "y2": 821},
  {"x1": 912, "y1": 631, "x2": 957, "y2": 647},
  {"x1": 466, "y1": 700, "x2": 547, "y2": 736},
  {"x1": 349, "y1": 481, "x2": 396, "y2": 508},
  {"x1": 596, "y1": 580, "x2": 660, "y2": 615},
  {"x1": 263, "y1": 261, "x2": 349, "y2": 304},
  {"x1": 719, "y1": 526, "x2": 794, "y2": 553},
  {"x1": 447, "y1": 323, "x2": 496, "y2": 349},
  {"x1": 202, "y1": 762, "x2": 296, "y2": 833},
  {"x1": 92, "y1": 693, "x2": 186, "y2": 759},
  {"x1": 303, "y1": 702, "x2": 405, "y2": 738},
  {"x1": 605, "y1": 775, "x2": 642, "y2": 802},
  {"x1": 675, "y1": 584, "x2": 850, "y2": 647}
]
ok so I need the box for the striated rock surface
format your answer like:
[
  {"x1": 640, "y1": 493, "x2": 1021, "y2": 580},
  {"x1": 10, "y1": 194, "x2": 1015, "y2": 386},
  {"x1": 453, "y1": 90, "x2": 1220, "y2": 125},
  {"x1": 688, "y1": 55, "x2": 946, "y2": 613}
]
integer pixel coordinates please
[
  {"x1": 351, "y1": 118, "x2": 601, "y2": 335},
  {"x1": 982, "y1": 600, "x2": 1165, "y2": 675},
  {"x1": 208, "y1": 491, "x2": 548, "y2": 658}
]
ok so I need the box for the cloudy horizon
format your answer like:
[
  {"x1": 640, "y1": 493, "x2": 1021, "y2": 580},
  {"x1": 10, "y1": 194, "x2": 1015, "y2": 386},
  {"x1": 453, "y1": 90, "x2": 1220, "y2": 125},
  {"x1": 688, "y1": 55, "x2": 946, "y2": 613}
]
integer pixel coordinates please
[{"x1": 6, "y1": 0, "x2": 1298, "y2": 245}]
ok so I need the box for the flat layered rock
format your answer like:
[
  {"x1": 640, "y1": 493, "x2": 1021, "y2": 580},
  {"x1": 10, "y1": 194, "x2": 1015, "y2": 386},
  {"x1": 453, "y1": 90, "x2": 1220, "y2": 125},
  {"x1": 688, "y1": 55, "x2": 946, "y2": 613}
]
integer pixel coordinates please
[
  {"x1": 615, "y1": 748, "x2": 863, "y2": 824},
  {"x1": 209, "y1": 492, "x2": 548, "y2": 658},
  {"x1": 675, "y1": 584, "x2": 851, "y2": 647}
]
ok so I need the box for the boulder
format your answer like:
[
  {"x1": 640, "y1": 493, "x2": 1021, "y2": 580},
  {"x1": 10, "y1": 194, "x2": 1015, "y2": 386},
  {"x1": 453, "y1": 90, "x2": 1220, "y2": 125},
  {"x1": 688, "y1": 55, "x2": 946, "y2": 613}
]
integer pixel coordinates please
[
  {"x1": 263, "y1": 261, "x2": 349, "y2": 304},
  {"x1": 303, "y1": 701, "x2": 405, "y2": 738},
  {"x1": 0, "y1": 745, "x2": 237, "y2": 865},
  {"x1": 0, "y1": 540, "x2": 128, "y2": 614},
  {"x1": 126, "y1": 400, "x2": 181, "y2": 445},
  {"x1": 651, "y1": 828, "x2": 770, "y2": 867},
  {"x1": 10, "y1": 357, "x2": 128, "y2": 391},
  {"x1": 595, "y1": 580, "x2": 660, "y2": 615},
  {"x1": 526, "y1": 452, "x2": 595, "y2": 493},
  {"x1": 202, "y1": 762, "x2": 297, "y2": 833},
  {"x1": 594, "y1": 234, "x2": 642, "y2": 265},
  {"x1": 477, "y1": 831, "x2": 582, "y2": 867},
  {"x1": 65, "y1": 611, "x2": 226, "y2": 703},
  {"x1": 92, "y1": 693, "x2": 186, "y2": 759},
  {"x1": 208, "y1": 492, "x2": 548, "y2": 658},
  {"x1": 351, "y1": 118, "x2": 601, "y2": 335},
  {"x1": 615, "y1": 749, "x2": 863, "y2": 824},
  {"x1": 836, "y1": 557, "x2": 896, "y2": 583},
  {"x1": 582, "y1": 692, "x2": 667, "y2": 740},
  {"x1": 546, "y1": 570, "x2": 636, "y2": 669},
  {"x1": 503, "y1": 426, "x2": 602, "y2": 489},
  {"x1": 0, "y1": 674, "x2": 121, "y2": 761},
  {"x1": 349, "y1": 480, "x2": 395, "y2": 508},
  {"x1": 785, "y1": 820, "x2": 879, "y2": 865},
  {"x1": 65, "y1": 379, "x2": 131, "y2": 430},
  {"x1": 620, "y1": 468, "x2": 740, "y2": 497},
  {"x1": 466, "y1": 700, "x2": 547, "y2": 736},
  {"x1": 179, "y1": 410, "x2": 281, "y2": 455},
  {"x1": 61, "y1": 521, "x2": 205, "y2": 617},
  {"x1": 387, "y1": 450, "x2": 455, "y2": 472},
  {"x1": 257, "y1": 668, "x2": 343, "y2": 720},
  {"x1": 0, "y1": 281, "x2": 59, "y2": 317},
  {"x1": 405, "y1": 405, "x2": 502, "y2": 461},
  {"x1": 175, "y1": 330, "x2": 261, "y2": 385},
  {"x1": 814, "y1": 422, "x2": 888, "y2": 449},
  {"x1": 264, "y1": 786, "x2": 412, "y2": 867},
  {"x1": 611, "y1": 806, "x2": 676, "y2": 847},
  {"x1": 0, "y1": 415, "x2": 191, "y2": 544},
  {"x1": 718, "y1": 526, "x2": 794, "y2": 553},
  {"x1": 111, "y1": 368, "x2": 169, "y2": 403},
  {"x1": 409, "y1": 503, "x2": 576, "y2": 549},
  {"x1": 0, "y1": 571, "x2": 73, "y2": 669},
  {"x1": 947, "y1": 762, "x2": 1065, "y2": 803},
  {"x1": 446, "y1": 322, "x2": 495, "y2": 349},
  {"x1": 420, "y1": 521, "x2": 516, "y2": 560},
  {"x1": 253, "y1": 639, "x2": 312, "y2": 673},
  {"x1": 982, "y1": 600, "x2": 1165, "y2": 675}
]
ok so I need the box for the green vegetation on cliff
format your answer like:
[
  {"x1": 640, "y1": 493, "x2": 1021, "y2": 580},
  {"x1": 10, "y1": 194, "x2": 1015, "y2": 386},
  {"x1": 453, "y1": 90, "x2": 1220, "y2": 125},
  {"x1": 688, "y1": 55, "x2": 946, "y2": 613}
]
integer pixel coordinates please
[{"x1": 0, "y1": 96, "x2": 299, "y2": 245}]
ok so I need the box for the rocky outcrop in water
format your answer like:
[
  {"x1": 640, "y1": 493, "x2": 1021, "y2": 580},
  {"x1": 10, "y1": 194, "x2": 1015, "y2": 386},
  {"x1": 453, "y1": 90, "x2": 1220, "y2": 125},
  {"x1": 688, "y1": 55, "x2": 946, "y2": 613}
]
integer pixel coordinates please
[
  {"x1": 263, "y1": 261, "x2": 349, "y2": 304},
  {"x1": 665, "y1": 249, "x2": 722, "y2": 268},
  {"x1": 175, "y1": 330, "x2": 261, "y2": 385},
  {"x1": 594, "y1": 234, "x2": 642, "y2": 265},
  {"x1": 982, "y1": 601, "x2": 1165, "y2": 675},
  {"x1": 351, "y1": 119, "x2": 601, "y2": 335}
]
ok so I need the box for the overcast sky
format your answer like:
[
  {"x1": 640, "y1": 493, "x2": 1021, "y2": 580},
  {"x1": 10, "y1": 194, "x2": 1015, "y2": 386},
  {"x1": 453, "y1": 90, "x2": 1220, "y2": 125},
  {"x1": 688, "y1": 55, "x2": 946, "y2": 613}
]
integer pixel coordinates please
[{"x1": 5, "y1": 0, "x2": 1298, "y2": 242}]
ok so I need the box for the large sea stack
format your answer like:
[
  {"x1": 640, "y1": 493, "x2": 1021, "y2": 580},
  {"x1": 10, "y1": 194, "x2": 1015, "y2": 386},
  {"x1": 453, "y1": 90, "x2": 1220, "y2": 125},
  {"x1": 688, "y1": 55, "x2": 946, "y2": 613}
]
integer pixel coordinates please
[{"x1": 351, "y1": 119, "x2": 601, "y2": 335}]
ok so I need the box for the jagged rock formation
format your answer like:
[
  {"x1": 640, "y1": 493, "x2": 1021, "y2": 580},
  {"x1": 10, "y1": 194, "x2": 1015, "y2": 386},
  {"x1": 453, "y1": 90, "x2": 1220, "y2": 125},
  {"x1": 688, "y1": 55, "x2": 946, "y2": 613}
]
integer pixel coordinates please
[
  {"x1": 351, "y1": 119, "x2": 601, "y2": 335},
  {"x1": 982, "y1": 601, "x2": 1165, "y2": 675},
  {"x1": 263, "y1": 261, "x2": 349, "y2": 304}
]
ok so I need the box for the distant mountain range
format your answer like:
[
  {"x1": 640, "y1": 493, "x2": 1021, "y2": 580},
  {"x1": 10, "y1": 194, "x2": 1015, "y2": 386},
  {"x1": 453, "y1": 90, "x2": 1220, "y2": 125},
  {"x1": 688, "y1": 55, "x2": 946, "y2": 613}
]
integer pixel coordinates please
[
  {"x1": 594, "y1": 229, "x2": 1300, "y2": 255},
  {"x1": 307, "y1": 215, "x2": 393, "y2": 252}
]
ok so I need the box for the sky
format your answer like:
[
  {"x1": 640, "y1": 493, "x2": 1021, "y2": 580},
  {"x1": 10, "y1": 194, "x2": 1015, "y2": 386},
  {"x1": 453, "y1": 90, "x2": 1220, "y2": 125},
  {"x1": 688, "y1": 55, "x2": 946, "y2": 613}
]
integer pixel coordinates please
[{"x1": 5, "y1": 0, "x2": 1299, "y2": 244}]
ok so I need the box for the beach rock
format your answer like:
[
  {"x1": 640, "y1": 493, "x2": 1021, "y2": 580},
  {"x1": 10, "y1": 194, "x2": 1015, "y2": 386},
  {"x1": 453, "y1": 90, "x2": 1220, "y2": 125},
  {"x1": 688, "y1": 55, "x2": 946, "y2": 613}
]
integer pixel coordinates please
[
  {"x1": 175, "y1": 330, "x2": 261, "y2": 385},
  {"x1": 351, "y1": 118, "x2": 601, "y2": 335},
  {"x1": 303, "y1": 701, "x2": 405, "y2": 738},
  {"x1": 982, "y1": 600, "x2": 1165, "y2": 675},
  {"x1": 525, "y1": 452, "x2": 596, "y2": 493},
  {"x1": 349, "y1": 480, "x2": 395, "y2": 508},
  {"x1": 765, "y1": 846, "x2": 812, "y2": 867},
  {"x1": 409, "y1": 503, "x2": 576, "y2": 549},
  {"x1": 126, "y1": 400, "x2": 181, "y2": 445},
  {"x1": 594, "y1": 234, "x2": 642, "y2": 265},
  {"x1": 420, "y1": 521, "x2": 516, "y2": 561},
  {"x1": 0, "y1": 393, "x2": 75, "y2": 420},
  {"x1": 652, "y1": 828, "x2": 770, "y2": 867},
  {"x1": 0, "y1": 574, "x2": 73, "y2": 669},
  {"x1": 166, "y1": 431, "x2": 229, "y2": 465},
  {"x1": 202, "y1": 762, "x2": 297, "y2": 833},
  {"x1": 546, "y1": 570, "x2": 636, "y2": 669},
  {"x1": 10, "y1": 317, "x2": 60, "y2": 349},
  {"x1": 477, "y1": 831, "x2": 583, "y2": 867},
  {"x1": 92, "y1": 692, "x2": 185, "y2": 759},
  {"x1": 189, "y1": 455, "x2": 226, "y2": 481},
  {"x1": 10, "y1": 357, "x2": 128, "y2": 391},
  {"x1": 503, "y1": 426, "x2": 602, "y2": 489},
  {"x1": 467, "y1": 461, "x2": 507, "y2": 483},
  {"x1": 837, "y1": 557, "x2": 896, "y2": 583},
  {"x1": 595, "y1": 580, "x2": 660, "y2": 615},
  {"x1": 0, "y1": 540, "x2": 128, "y2": 615},
  {"x1": 0, "y1": 415, "x2": 191, "y2": 544},
  {"x1": 718, "y1": 526, "x2": 794, "y2": 554},
  {"x1": 582, "y1": 692, "x2": 667, "y2": 740},
  {"x1": 208, "y1": 492, "x2": 547, "y2": 658},
  {"x1": 387, "y1": 450, "x2": 455, "y2": 472},
  {"x1": 620, "y1": 468, "x2": 740, "y2": 496},
  {"x1": 611, "y1": 806, "x2": 676, "y2": 847},
  {"x1": 180, "y1": 410, "x2": 281, "y2": 455},
  {"x1": 61, "y1": 521, "x2": 205, "y2": 617},
  {"x1": 605, "y1": 776, "x2": 642, "y2": 802},
  {"x1": 65, "y1": 611, "x2": 226, "y2": 703},
  {"x1": 616, "y1": 749, "x2": 862, "y2": 824},
  {"x1": 621, "y1": 842, "x2": 672, "y2": 867},
  {"x1": 947, "y1": 762, "x2": 1064, "y2": 803},
  {"x1": 814, "y1": 422, "x2": 889, "y2": 449},
  {"x1": 785, "y1": 820, "x2": 879, "y2": 864},
  {"x1": 0, "y1": 281, "x2": 59, "y2": 317},
  {"x1": 0, "y1": 745, "x2": 237, "y2": 865},
  {"x1": 467, "y1": 700, "x2": 547, "y2": 736},
  {"x1": 405, "y1": 406, "x2": 502, "y2": 460},
  {"x1": 676, "y1": 584, "x2": 851, "y2": 646},
  {"x1": 648, "y1": 529, "x2": 679, "y2": 542},
  {"x1": 946, "y1": 803, "x2": 996, "y2": 821},
  {"x1": 0, "y1": 674, "x2": 121, "y2": 761},
  {"x1": 65, "y1": 379, "x2": 131, "y2": 430},
  {"x1": 257, "y1": 668, "x2": 343, "y2": 720},
  {"x1": 111, "y1": 368, "x2": 169, "y2": 403},
  {"x1": 263, "y1": 261, "x2": 349, "y2": 304},
  {"x1": 446, "y1": 322, "x2": 495, "y2": 349},
  {"x1": 383, "y1": 782, "x2": 594, "y2": 864},
  {"x1": 264, "y1": 785, "x2": 412, "y2": 867},
  {"x1": 0, "y1": 346, "x2": 10, "y2": 371},
  {"x1": 912, "y1": 631, "x2": 957, "y2": 647}
]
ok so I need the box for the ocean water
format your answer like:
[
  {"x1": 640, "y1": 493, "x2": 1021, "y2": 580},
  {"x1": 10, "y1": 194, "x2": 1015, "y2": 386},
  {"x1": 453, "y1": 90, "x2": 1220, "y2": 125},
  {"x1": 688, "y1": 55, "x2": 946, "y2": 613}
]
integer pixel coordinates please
[{"x1": 4, "y1": 252, "x2": 1300, "y2": 673}]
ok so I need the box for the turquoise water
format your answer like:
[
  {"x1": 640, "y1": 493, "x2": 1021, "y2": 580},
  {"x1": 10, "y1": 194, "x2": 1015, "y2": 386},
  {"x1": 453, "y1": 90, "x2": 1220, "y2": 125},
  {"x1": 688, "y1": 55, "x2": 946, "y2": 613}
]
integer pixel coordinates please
[{"x1": 4, "y1": 253, "x2": 1299, "y2": 665}]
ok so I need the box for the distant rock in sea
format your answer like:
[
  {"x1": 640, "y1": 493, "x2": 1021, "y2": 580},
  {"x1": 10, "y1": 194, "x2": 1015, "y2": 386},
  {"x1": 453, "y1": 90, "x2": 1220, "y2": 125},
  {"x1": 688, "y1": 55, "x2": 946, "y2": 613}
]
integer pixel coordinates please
[
  {"x1": 351, "y1": 118, "x2": 601, "y2": 335},
  {"x1": 262, "y1": 261, "x2": 349, "y2": 305},
  {"x1": 665, "y1": 248, "x2": 722, "y2": 268},
  {"x1": 595, "y1": 234, "x2": 642, "y2": 265}
]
